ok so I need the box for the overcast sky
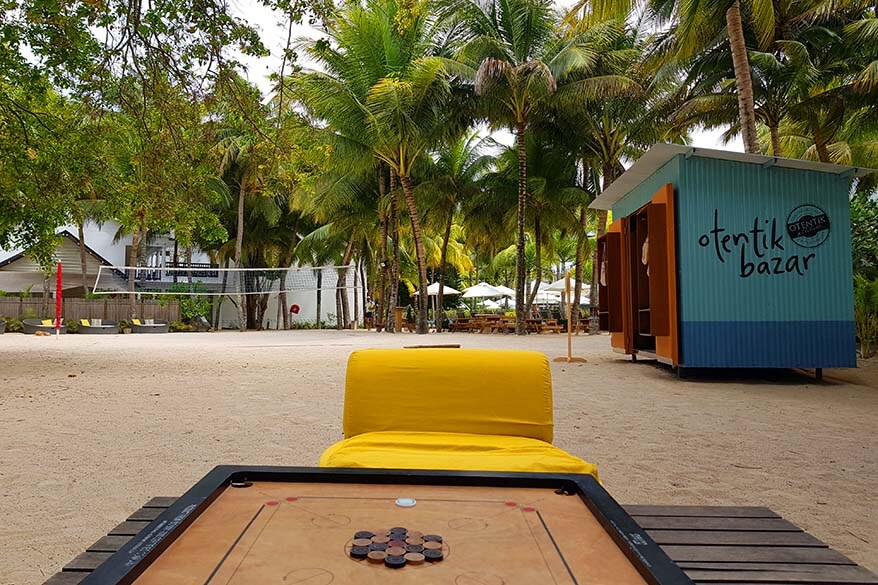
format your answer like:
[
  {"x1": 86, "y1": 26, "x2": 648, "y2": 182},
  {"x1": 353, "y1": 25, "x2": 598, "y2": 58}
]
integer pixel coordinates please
[{"x1": 227, "y1": 0, "x2": 744, "y2": 155}]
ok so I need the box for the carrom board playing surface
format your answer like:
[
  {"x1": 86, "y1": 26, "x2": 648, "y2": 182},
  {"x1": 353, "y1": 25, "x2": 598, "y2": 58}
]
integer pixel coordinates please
[{"x1": 81, "y1": 467, "x2": 693, "y2": 585}]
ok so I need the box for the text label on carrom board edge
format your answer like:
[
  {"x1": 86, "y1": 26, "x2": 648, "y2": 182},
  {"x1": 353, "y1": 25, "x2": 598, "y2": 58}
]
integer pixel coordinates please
[{"x1": 124, "y1": 504, "x2": 198, "y2": 567}]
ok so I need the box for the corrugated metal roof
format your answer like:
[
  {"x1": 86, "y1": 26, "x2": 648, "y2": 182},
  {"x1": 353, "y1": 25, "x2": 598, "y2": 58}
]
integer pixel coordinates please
[{"x1": 590, "y1": 143, "x2": 876, "y2": 210}]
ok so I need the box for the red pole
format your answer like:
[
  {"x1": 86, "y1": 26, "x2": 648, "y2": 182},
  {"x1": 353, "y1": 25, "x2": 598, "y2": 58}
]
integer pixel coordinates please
[{"x1": 55, "y1": 262, "x2": 63, "y2": 335}]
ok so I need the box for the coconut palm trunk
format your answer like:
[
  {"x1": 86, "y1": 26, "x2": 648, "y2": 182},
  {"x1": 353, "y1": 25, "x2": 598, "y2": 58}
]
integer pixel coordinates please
[
  {"x1": 514, "y1": 122, "x2": 528, "y2": 335},
  {"x1": 235, "y1": 186, "x2": 246, "y2": 332},
  {"x1": 572, "y1": 207, "x2": 587, "y2": 333},
  {"x1": 769, "y1": 124, "x2": 783, "y2": 156},
  {"x1": 437, "y1": 214, "x2": 452, "y2": 331},
  {"x1": 385, "y1": 174, "x2": 400, "y2": 332},
  {"x1": 128, "y1": 228, "x2": 141, "y2": 316},
  {"x1": 337, "y1": 239, "x2": 356, "y2": 329},
  {"x1": 525, "y1": 214, "x2": 542, "y2": 314},
  {"x1": 400, "y1": 175, "x2": 429, "y2": 334},
  {"x1": 727, "y1": 0, "x2": 760, "y2": 154}
]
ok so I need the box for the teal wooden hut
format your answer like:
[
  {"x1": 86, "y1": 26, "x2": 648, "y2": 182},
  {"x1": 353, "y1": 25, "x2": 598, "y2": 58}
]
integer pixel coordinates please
[{"x1": 589, "y1": 144, "x2": 873, "y2": 377}]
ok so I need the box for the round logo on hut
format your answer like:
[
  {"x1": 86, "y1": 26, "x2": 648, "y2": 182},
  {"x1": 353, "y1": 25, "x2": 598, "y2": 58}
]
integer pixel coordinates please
[{"x1": 786, "y1": 205, "x2": 830, "y2": 248}]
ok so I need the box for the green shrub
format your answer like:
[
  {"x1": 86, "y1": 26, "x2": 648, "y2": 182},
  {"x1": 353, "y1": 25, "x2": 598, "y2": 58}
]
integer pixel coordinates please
[
  {"x1": 4, "y1": 318, "x2": 23, "y2": 332},
  {"x1": 169, "y1": 321, "x2": 193, "y2": 332},
  {"x1": 67, "y1": 321, "x2": 79, "y2": 333},
  {"x1": 118, "y1": 320, "x2": 129, "y2": 331},
  {"x1": 0, "y1": 290, "x2": 7, "y2": 297},
  {"x1": 19, "y1": 285, "x2": 33, "y2": 298},
  {"x1": 166, "y1": 282, "x2": 211, "y2": 322},
  {"x1": 854, "y1": 275, "x2": 878, "y2": 358}
]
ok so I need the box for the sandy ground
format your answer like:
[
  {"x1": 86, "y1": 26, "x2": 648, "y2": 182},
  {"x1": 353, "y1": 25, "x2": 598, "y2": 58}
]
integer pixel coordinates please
[{"x1": 0, "y1": 330, "x2": 876, "y2": 584}]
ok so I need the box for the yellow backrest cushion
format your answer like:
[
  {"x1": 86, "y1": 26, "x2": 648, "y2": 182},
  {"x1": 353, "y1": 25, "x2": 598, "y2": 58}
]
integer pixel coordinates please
[
  {"x1": 80, "y1": 319, "x2": 90, "y2": 327},
  {"x1": 343, "y1": 348, "x2": 553, "y2": 443},
  {"x1": 41, "y1": 319, "x2": 53, "y2": 326},
  {"x1": 131, "y1": 319, "x2": 142, "y2": 326}
]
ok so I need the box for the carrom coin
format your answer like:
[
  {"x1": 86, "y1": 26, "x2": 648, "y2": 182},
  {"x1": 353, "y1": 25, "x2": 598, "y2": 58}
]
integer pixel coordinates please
[
  {"x1": 388, "y1": 539, "x2": 407, "y2": 548},
  {"x1": 352, "y1": 538, "x2": 372, "y2": 547},
  {"x1": 423, "y1": 534, "x2": 443, "y2": 543},
  {"x1": 385, "y1": 555, "x2": 406, "y2": 569},
  {"x1": 371, "y1": 535, "x2": 390, "y2": 544},
  {"x1": 390, "y1": 526, "x2": 407, "y2": 533},
  {"x1": 354, "y1": 531, "x2": 375, "y2": 539},
  {"x1": 369, "y1": 542, "x2": 388, "y2": 551},
  {"x1": 423, "y1": 541, "x2": 442, "y2": 550},
  {"x1": 367, "y1": 551, "x2": 387, "y2": 563},
  {"x1": 386, "y1": 546, "x2": 406, "y2": 556},
  {"x1": 405, "y1": 537, "x2": 424, "y2": 545},
  {"x1": 405, "y1": 544, "x2": 424, "y2": 553},
  {"x1": 404, "y1": 552, "x2": 426, "y2": 565},
  {"x1": 424, "y1": 548, "x2": 444, "y2": 562},
  {"x1": 350, "y1": 546, "x2": 369, "y2": 559},
  {"x1": 407, "y1": 531, "x2": 423, "y2": 539}
]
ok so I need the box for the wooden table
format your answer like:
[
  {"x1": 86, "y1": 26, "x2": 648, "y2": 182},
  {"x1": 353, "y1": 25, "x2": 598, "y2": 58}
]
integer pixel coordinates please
[{"x1": 42, "y1": 499, "x2": 877, "y2": 585}]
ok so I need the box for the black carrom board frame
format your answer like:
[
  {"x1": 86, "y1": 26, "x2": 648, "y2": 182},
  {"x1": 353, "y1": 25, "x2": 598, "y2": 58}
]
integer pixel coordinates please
[{"x1": 81, "y1": 466, "x2": 694, "y2": 585}]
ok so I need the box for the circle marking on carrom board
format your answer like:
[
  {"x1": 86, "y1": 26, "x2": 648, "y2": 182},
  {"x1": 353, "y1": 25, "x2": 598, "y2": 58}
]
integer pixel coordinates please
[
  {"x1": 786, "y1": 204, "x2": 831, "y2": 248},
  {"x1": 282, "y1": 567, "x2": 334, "y2": 584},
  {"x1": 455, "y1": 572, "x2": 506, "y2": 585},
  {"x1": 448, "y1": 517, "x2": 488, "y2": 531},
  {"x1": 311, "y1": 514, "x2": 351, "y2": 527},
  {"x1": 395, "y1": 497, "x2": 417, "y2": 507}
]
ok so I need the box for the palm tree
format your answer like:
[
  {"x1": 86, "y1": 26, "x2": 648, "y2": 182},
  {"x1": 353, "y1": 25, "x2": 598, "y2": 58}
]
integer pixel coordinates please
[
  {"x1": 572, "y1": 0, "x2": 779, "y2": 153},
  {"x1": 416, "y1": 131, "x2": 494, "y2": 328},
  {"x1": 293, "y1": 0, "x2": 461, "y2": 333}
]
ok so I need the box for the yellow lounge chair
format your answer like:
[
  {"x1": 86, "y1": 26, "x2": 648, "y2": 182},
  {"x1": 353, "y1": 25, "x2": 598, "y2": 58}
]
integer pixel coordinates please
[{"x1": 319, "y1": 348, "x2": 598, "y2": 479}]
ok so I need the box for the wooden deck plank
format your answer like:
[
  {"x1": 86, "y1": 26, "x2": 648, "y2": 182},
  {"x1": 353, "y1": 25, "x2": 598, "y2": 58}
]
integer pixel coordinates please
[
  {"x1": 628, "y1": 506, "x2": 780, "y2": 518},
  {"x1": 87, "y1": 534, "x2": 132, "y2": 553},
  {"x1": 107, "y1": 520, "x2": 152, "y2": 536},
  {"x1": 142, "y1": 496, "x2": 178, "y2": 508},
  {"x1": 62, "y1": 551, "x2": 113, "y2": 572},
  {"x1": 662, "y1": 545, "x2": 855, "y2": 565},
  {"x1": 686, "y1": 563, "x2": 878, "y2": 584},
  {"x1": 127, "y1": 507, "x2": 163, "y2": 521},
  {"x1": 647, "y1": 530, "x2": 826, "y2": 547},
  {"x1": 42, "y1": 573, "x2": 86, "y2": 585},
  {"x1": 635, "y1": 516, "x2": 801, "y2": 532}
]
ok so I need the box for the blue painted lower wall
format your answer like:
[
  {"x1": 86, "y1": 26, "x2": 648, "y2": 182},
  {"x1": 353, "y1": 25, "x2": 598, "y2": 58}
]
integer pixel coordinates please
[{"x1": 680, "y1": 321, "x2": 857, "y2": 368}]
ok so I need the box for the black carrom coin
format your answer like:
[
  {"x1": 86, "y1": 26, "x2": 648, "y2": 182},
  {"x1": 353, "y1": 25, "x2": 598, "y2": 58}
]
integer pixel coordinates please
[
  {"x1": 423, "y1": 534, "x2": 443, "y2": 542},
  {"x1": 355, "y1": 531, "x2": 375, "y2": 539},
  {"x1": 369, "y1": 542, "x2": 388, "y2": 551},
  {"x1": 385, "y1": 555, "x2": 406, "y2": 569},
  {"x1": 350, "y1": 546, "x2": 370, "y2": 559},
  {"x1": 405, "y1": 544, "x2": 424, "y2": 553},
  {"x1": 390, "y1": 526, "x2": 407, "y2": 533},
  {"x1": 424, "y1": 548, "x2": 444, "y2": 562}
]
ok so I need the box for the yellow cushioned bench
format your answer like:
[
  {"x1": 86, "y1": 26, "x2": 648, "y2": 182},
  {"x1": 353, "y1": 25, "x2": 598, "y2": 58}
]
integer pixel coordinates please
[{"x1": 319, "y1": 348, "x2": 598, "y2": 479}]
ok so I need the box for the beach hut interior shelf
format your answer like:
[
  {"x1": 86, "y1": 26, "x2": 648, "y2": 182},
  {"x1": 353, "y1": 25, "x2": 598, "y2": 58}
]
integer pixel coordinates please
[{"x1": 590, "y1": 144, "x2": 873, "y2": 373}]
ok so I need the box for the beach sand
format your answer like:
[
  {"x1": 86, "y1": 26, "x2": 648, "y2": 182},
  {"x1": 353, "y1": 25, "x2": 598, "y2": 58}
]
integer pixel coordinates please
[{"x1": 0, "y1": 330, "x2": 875, "y2": 584}]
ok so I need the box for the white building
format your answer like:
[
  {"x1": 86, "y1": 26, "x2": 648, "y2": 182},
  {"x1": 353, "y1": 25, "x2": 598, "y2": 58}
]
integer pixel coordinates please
[{"x1": 0, "y1": 220, "x2": 362, "y2": 329}]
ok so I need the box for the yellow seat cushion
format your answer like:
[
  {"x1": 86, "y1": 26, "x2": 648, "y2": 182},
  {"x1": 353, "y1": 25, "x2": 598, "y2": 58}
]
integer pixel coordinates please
[
  {"x1": 319, "y1": 431, "x2": 598, "y2": 478},
  {"x1": 41, "y1": 319, "x2": 53, "y2": 326},
  {"x1": 131, "y1": 319, "x2": 142, "y2": 326},
  {"x1": 343, "y1": 349, "x2": 553, "y2": 442},
  {"x1": 80, "y1": 319, "x2": 90, "y2": 327}
]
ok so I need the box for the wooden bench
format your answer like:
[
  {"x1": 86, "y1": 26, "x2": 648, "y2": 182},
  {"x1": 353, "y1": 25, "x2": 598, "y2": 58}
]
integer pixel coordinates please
[{"x1": 42, "y1": 499, "x2": 877, "y2": 584}]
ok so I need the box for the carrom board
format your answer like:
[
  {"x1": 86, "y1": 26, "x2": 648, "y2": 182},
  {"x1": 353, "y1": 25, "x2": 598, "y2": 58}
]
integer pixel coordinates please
[{"x1": 81, "y1": 467, "x2": 693, "y2": 585}]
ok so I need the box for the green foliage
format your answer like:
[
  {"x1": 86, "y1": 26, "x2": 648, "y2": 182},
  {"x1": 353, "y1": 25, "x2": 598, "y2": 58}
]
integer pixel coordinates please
[
  {"x1": 66, "y1": 321, "x2": 79, "y2": 333},
  {"x1": 851, "y1": 193, "x2": 878, "y2": 280},
  {"x1": 3, "y1": 318, "x2": 24, "y2": 332},
  {"x1": 0, "y1": 291, "x2": 7, "y2": 297},
  {"x1": 166, "y1": 283, "x2": 211, "y2": 321},
  {"x1": 19, "y1": 286, "x2": 33, "y2": 298},
  {"x1": 854, "y1": 275, "x2": 878, "y2": 358},
  {"x1": 169, "y1": 321, "x2": 194, "y2": 332}
]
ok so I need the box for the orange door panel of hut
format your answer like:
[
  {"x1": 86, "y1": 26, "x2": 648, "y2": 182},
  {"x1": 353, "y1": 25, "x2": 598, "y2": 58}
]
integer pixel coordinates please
[{"x1": 597, "y1": 183, "x2": 679, "y2": 365}]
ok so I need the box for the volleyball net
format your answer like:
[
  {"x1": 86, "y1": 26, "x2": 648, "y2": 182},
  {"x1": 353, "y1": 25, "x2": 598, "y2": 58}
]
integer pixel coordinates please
[{"x1": 91, "y1": 265, "x2": 362, "y2": 296}]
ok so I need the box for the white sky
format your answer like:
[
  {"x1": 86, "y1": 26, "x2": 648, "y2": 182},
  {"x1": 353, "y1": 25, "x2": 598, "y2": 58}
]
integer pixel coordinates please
[{"x1": 228, "y1": 0, "x2": 744, "y2": 155}]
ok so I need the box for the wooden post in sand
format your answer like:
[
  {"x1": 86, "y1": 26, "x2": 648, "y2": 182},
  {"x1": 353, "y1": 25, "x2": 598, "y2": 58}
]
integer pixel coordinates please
[{"x1": 553, "y1": 271, "x2": 587, "y2": 363}]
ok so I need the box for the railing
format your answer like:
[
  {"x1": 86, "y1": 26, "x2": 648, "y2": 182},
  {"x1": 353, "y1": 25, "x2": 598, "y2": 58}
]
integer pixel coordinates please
[{"x1": 113, "y1": 263, "x2": 221, "y2": 282}]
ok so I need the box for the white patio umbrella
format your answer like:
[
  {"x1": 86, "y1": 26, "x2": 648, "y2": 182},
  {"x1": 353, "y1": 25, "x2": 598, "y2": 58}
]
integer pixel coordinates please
[
  {"x1": 492, "y1": 284, "x2": 516, "y2": 298},
  {"x1": 482, "y1": 299, "x2": 502, "y2": 310},
  {"x1": 413, "y1": 282, "x2": 462, "y2": 296},
  {"x1": 462, "y1": 282, "x2": 504, "y2": 298}
]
